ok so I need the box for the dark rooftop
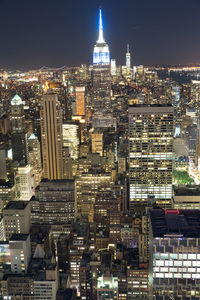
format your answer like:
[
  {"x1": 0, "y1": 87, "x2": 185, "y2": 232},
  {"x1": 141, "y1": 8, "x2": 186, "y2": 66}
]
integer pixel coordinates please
[
  {"x1": 151, "y1": 209, "x2": 200, "y2": 238},
  {"x1": 4, "y1": 201, "x2": 29, "y2": 210},
  {"x1": 10, "y1": 234, "x2": 29, "y2": 241},
  {"x1": 174, "y1": 185, "x2": 200, "y2": 196}
]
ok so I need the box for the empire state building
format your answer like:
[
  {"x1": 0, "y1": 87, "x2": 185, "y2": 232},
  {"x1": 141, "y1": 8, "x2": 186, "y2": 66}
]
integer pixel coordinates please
[{"x1": 92, "y1": 9, "x2": 112, "y2": 118}]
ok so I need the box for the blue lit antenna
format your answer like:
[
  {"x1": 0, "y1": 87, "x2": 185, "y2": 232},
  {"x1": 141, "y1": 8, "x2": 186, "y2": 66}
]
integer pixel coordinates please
[{"x1": 97, "y1": 8, "x2": 105, "y2": 43}]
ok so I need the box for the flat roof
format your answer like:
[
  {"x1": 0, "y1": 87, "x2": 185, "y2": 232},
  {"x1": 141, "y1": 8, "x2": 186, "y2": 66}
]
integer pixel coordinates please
[
  {"x1": 10, "y1": 233, "x2": 29, "y2": 241},
  {"x1": 150, "y1": 209, "x2": 200, "y2": 238},
  {"x1": 129, "y1": 104, "x2": 174, "y2": 114},
  {"x1": 4, "y1": 201, "x2": 29, "y2": 210},
  {"x1": 174, "y1": 185, "x2": 200, "y2": 196}
]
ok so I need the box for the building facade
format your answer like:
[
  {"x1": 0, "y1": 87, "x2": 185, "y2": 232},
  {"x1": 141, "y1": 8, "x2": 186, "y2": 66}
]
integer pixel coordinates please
[{"x1": 129, "y1": 105, "x2": 174, "y2": 209}]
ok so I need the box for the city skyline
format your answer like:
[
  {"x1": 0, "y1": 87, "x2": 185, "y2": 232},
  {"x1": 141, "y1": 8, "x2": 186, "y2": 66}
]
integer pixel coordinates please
[{"x1": 0, "y1": 0, "x2": 200, "y2": 69}]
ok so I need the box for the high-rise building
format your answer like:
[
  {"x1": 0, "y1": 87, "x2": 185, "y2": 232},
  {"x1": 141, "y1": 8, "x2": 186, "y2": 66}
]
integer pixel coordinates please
[
  {"x1": 28, "y1": 133, "x2": 42, "y2": 186},
  {"x1": 9, "y1": 233, "x2": 31, "y2": 273},
  {"x1": 62, "y1": 123, "x2": 79, "y2": 160},
  {"x1": 2, "y1": 201, "x2": 30, "y2": 241},
  {"x1": 40, "y1": 92, "x2": 63, "y2": 180},
  {"x1": 11, "y1": 94, "x2": 25, "y2": 133},
  {"x1": 111, "y1": 59, "x2": 117, "y2": 76},
  {"x1": 126, "y1": 44, "x2": 131, "y2": 69},
  {"x1": 11, "y1": 94, "x2": 29, "y2": 165},
  {"x1": 75, "y1": 86, "x2": 85, "y2": 116},
  {"x1": 0, "y1": 180, "x2": 15, "y2": 214},
  {"x1": 129, "y1": 104, "x2": 174, "y2": 209},
  {"x1": 92, "y1": 8, "x2": 111, "y2": 116},
  {"x1": 69, "y1": 223, "x2": 89, "y2": 295},
  {"x1": 150, "y1": 209, "x2": 200, "y2": 299},
  {"x1": 15, "y1": 165, "x2": 34, "y2": 201},
  {"x1": 92, "y1": 131, "x2": 103, "y2": 156},
  {"x1": 31, "y1": 179, "x2": 74, "y2": 226},
  {"x1": 75, "y1": 172, "x2": 112, "y2": 222}
]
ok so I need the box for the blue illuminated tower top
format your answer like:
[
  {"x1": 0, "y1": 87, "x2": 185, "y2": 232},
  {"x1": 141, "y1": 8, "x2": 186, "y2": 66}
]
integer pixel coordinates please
[{"x1": 93, "y1": 8, "x2": 110, "y2": 64}]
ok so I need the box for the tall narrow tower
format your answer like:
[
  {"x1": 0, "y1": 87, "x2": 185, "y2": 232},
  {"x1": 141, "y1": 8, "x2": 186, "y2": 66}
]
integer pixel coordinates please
[
  {"x1": 126, "y1": 44, "x2": 131, "y2": 69},
  {"x1": 11, "y1": 94, "x2": 29, "y2": 165},
  {"x1": 92, "y1": 8, "x2": 111, "y2": 115},
  {"x1": 40, "y1": 92, "x2": 63, "y2": 180}
]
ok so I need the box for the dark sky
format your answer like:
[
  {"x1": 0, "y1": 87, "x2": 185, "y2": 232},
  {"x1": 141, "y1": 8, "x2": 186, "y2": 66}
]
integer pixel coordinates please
[{"x1": 1, "y1": 0, "x2": 200, "y2": 69}]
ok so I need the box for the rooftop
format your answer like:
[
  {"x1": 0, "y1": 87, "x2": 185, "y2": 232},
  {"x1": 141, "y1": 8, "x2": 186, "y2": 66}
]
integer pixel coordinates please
[
  {"x1": 10, "y1": 233, "x2": 29, "y2": 241},
  {"x1": 174, "y1": 185, "x2": 200, "y2": 196},
  {"x1": 150, "y1": 209, "x2": 200, "y2": 238},
  {"x1": 11, "y1": 94, "x2": 23, "y2": 106},
  {"x1": 4, "y1": 201, "x2": 29, "y2": 210}
]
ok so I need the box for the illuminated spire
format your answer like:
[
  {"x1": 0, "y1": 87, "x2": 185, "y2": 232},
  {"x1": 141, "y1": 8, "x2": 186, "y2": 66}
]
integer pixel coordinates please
[
  {"x1": 127, "y1": 44, "x2": 130, "y2": 53},
  {"x1": 97, "y1": 8, "x2": 105, "y2": 43}
]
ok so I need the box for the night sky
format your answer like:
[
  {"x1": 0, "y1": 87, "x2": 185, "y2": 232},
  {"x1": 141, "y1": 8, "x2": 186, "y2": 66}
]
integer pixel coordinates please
[{"x1": 1, "y1": 0, "x2": 200, "y2": 70}]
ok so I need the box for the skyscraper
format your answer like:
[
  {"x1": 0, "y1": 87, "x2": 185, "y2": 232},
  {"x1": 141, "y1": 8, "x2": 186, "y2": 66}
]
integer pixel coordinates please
[
  {"x1": 92, "y1": 8, "x2": 111, "y2": 116},
  {"x1": 126, "y1": 44, "x2": 131, "y2": 69},
  {"x1": 11, "y1": 94, "x2": 29, "y2": 165},
  {"x1": 40, "y1": 92, "x2": 63, "y2": 180},
  {"x1": 11, "y1": 94, "x2": 25, "y2": 133},
  {"x1": 129, "y1": 104, "x2": 174, "y2": 209},
  {"x1": 75, "y1": 86, "x2": 85, "y2": 116}
]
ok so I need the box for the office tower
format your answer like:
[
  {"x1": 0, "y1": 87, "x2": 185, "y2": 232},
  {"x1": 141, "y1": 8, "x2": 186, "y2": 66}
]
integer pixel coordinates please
[
  {"x1": 69, "y1": 223, "x2": 89, "y2": 295},
  {"x1": 150, "y1": 209, "x2": 200, "y2": 299},
  {"x1": 129, "y1": 104, "x2": 174, "y2": 209},
  {"x1": 11, "y1": 94, "x2": 25, "y2": 133},
  {"x1": 31, "y1": 179, "x2": 74, "y2": 226},
  {"x1": 0, "y1": 180, "x2": 15, "y2": 213},
  {"x1": 62, "y1": 147, "x2": 73, "y2": 179},
  {"x1": 0, "y1": 145, "x2": 8, "y2": 181},
  {"x1": 126, "y1": 44, "x2": 131, "y2": 69},
  {"x1": 11, "y1": 132, "x2": 29, "y2": 165},
  {"x1": 15, "y1": 165, "x2": 34, "y2": 201},
  {"x1": 11, "y1": 94, "x2": 29, "y2": 165},
  {"x1": 94, "y1": 190, "x2": 118, "y2": 227},
  {"x1": 111, "y1": 59, "x2": 117, "y2": 76},
  {"x1": 2, "y1": 201, "x2": 30, "y2": 241},
  {"x1": 1, "y1": 276, "x2": 34, "y2": 299},
  {"x1": 62, "y1": 123, "x2": 79, "y2": 160},
  {"x1": 33, "y1": 265, "x2": 58, "y2": 300},
  {"x1": 191, "y1": 80, "x2": 200, "y2": 114},
  {"x1": 75, "y1": 86, "x2": 85, "y2": 116},
  {"x1": 40, "y1": 92, "x2": 63, "y2": 180},
  {"x1": 118, "y1": 157, "x2": 126, "y2": 174},
  {"x1": 9, "y1": 233, "x2": 31, "y2": 273},
  {"x1": 92, "y1": 131, "x2": 103, "y2": 156},
  {"x1": 126, "y1": 265, "x2": 149, "y2": 299},
  {"x1": 28, "y1": 133, "x2": 42, "y2": 186},
  {"x1": 75, "y1": 172, "x2": 112, "y2": 222},
  {"x1": 92, "y1": 8, "x2": 111, "y2": 115}
]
